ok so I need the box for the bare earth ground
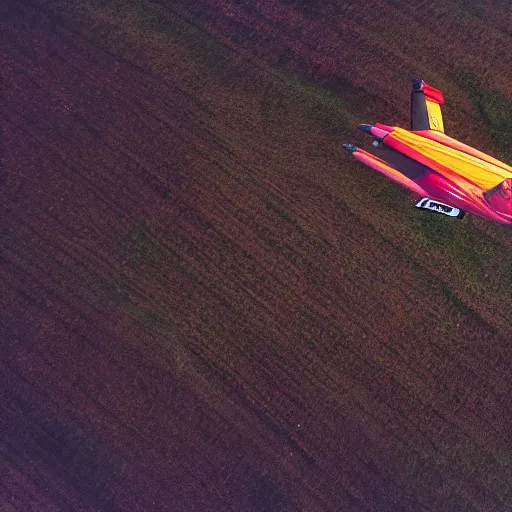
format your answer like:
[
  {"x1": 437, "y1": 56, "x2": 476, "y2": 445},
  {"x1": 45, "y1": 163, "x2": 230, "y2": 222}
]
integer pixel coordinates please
[{"x1": 1, "y1": 1, "x2": 512, "y2": 510}]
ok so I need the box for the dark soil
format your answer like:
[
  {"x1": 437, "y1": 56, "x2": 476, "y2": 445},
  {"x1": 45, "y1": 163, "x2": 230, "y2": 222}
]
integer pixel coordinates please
[{"x1": 2, "y1": 1, "x2": 512, "y2": 510}]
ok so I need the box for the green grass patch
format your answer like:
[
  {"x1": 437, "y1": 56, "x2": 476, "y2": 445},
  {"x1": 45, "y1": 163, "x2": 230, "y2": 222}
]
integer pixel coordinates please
[
  {"x1": 446, "y1": 0, "x2": 485, "y2": 20},
  {"x1": 50, "y1": 0, "x2": 232, "y2": 77},
  {"x1": 411, "y1": 212, "x2": 486, "y2": 291},
  {"x1": 441, "y1": 284, "x2": 472, "y2": 315},
  {"x1": 257, "y1": 72, "x2": 357, "y2": 142},
  {"x1": 135, "y1": 306, "x2": 163, "y2": 326},
  {"x1": 407, "y1": 210, "x2": 512, "y2": 299},
  {"x1": 457, "y1": 70, "x2": 512, "y2": 161},
  {"x1": 262, "y1": 196, "x2": 305, "y2": 233},
  {"x1": 58, "y1": 0, "x2": 358, "y2": 137},
  {"x1": 117, "y1": 223, "x2": 153, "y2": 270}
]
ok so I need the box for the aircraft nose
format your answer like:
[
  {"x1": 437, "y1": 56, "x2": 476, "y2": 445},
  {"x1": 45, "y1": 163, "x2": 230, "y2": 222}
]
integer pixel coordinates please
[
  {"x1": 358, "y1": 124, "x2": 373, "y2": 134},
  {"x1": 357, "y1": 124, "x2": 390, "y2": 139},
  {"x1": 343, "y1": 144, "x2": 357, "y2": 153}
]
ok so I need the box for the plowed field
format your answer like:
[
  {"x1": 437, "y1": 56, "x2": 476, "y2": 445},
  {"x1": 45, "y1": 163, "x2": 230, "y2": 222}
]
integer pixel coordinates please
[{"x1": 2, "y1": 1, "x2": 512, "y2": 510}]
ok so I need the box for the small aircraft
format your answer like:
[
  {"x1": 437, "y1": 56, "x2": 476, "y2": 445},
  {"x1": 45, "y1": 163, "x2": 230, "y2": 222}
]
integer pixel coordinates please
[{"x1": 344, "y1": 79, "x2": 512, "y2": 223}]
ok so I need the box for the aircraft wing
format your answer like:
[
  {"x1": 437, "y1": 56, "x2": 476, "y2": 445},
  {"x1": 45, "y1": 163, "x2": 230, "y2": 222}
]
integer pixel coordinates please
[
  {"x1": 342, "y1": 143, "x2": 430, "y2": 197},
  {"x1": 344, "y1": 125, "x2": 473, "y2": 210},
  {"x1": 410, "y1": 79, "x2": 445, "y2": 133}
]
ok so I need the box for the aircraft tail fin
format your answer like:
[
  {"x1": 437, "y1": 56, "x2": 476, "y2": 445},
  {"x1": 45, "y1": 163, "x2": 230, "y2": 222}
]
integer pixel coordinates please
[{"x1": 411, "y1": 79, "x2": 445, "y2": 133}]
